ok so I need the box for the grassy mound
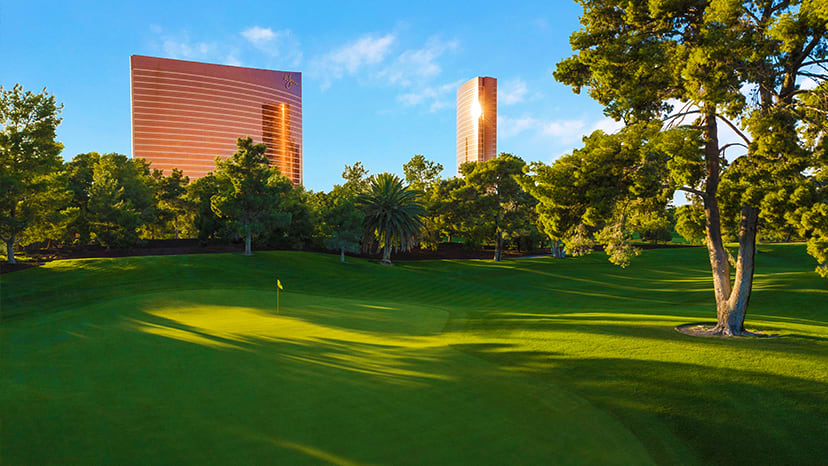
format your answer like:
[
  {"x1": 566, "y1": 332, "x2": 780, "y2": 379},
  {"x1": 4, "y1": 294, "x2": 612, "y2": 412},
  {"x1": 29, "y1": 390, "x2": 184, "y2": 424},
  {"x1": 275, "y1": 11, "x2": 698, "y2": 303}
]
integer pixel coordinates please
[{"x1": 1, "y1": 245, "x2": 826, "y2": 464}]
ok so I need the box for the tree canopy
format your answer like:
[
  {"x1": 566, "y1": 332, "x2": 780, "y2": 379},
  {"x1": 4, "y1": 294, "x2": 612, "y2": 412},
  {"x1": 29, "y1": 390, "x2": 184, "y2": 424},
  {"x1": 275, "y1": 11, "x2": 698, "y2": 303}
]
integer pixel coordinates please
[
  {"x1": 0, "y1": 85, "x2": 65, "y2": 263},
  {"x1": 358, "y1": 173, "x2": 425, "y2": 265},
  {"x1": 553, "y1": 0, "x2": 827, "y2": 335},
  {"x1": 462, "y1": 153, "x2": 536, "y2": 261},
  {"x1": 211, "y1": 137, "x2": 292, "y2": 256}
]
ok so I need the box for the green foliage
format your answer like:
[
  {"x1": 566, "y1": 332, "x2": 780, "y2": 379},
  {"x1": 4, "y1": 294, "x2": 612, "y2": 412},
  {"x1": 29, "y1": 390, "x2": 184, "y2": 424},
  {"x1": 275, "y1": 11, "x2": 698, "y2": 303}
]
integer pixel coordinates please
[
  {"x1": 211, "y1": 137, "x2": 292, "y2": 255},
  {"x1": 596, "y1": 223, "x2": 641, "y2": 268},
  {"x1": 554, "y1": 0, "x2": 828, "y2": 298},
  {"x1": 265, "y1": 184, "x2": 314, "y2": 249},
  {"x1": 562, "y1": 223, "x2": 595, "y2": 257},
  {"x1": 317, "y1": 167, "x2": 369, "y2": 260},
  {"x1": 0, "y1": 84, "x2": 64, "y2": 262},
  {"x1": 675, "y1": 203, "x2": 707, "y2": 245},
  {"x1": 64, "y1": 152, "x2": 99, "y2": 244},
  {"x1": 357, "y1": 173, "x2": 425, "y2": 264},
  {"x1": 341, "y1": 161, "x2": 370, "y2": 194},
  {"x1": 421, "y1": 177, "x2": 476, "y2": 248},
  {"x1": 186, "y1": 173, "x2": 228, "y2": 242},
  {"x1": 403, "y1": 154, "x2": 443, "y2": 192},
  {"x1": 150, "y1": 168, "x2": 191, "y2": 240},
  {"x1": 523, "y1": 123, "x2": 679, "y2": 263},
  {"x1": 461, "y1": 153, "x2": 537, "y2": 261},
  {"x1": 86, "y1": 154, "x2": 156, "y2": 247}
]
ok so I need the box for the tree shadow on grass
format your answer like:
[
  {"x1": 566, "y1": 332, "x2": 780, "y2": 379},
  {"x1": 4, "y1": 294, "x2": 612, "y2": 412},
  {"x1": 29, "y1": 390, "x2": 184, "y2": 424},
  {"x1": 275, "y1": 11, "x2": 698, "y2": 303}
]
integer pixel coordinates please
[
  {"x1": 463, "y1": 311, "x2": 828, "y2": 361},
  {"x1": 453, "y1": 343, "x2": 828, "y2": 466}
]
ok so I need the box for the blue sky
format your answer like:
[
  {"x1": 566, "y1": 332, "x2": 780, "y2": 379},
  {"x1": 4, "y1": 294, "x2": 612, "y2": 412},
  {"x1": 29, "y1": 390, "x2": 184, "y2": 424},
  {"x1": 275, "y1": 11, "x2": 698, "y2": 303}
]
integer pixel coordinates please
[{"x1": 3, "y1": 0, "x2": 627, "y2": 192}]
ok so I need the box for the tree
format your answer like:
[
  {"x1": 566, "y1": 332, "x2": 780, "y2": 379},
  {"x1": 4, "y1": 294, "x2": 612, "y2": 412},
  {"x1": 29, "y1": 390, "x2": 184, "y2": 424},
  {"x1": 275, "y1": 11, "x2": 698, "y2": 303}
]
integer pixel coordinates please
[
  {"x1": 317, "y1": 164, "x2": 369, "y2": 262},
  {"x1": 357, "y1": 173, "x2": 425, "y2": 265},
  {"x1": 211, "y1": 137, "x2": 291, "y2": 256},
  {"x1": 186, "y1": 173, "x2": 227, "y2": 243},
  {"x1": 675, "y1": 204, "x2": 707, "y2": 245},
  {"x1": 341, "y1": 161, "x2": 370, "y2": 194},
  {"x1": 462, "y1": 153, "x2": 535, "y2": 261},
  {"x1": 321, "y1": 191, "x2": 363, "y2": 262},
  {"x1": 64, "y1": 152, "x2": 100, "y2": 245},
  {"x1": 421, "y1": 177, "x2": 466, "y2": 247},
  {"x1": 86, "y1": 154, "x2": 156, "y2": 247},
  {"x1": 265, "y1": 184, "x2": 315, "y2": 249},
  {"x1": 403, "y1": 154, "x2": 444, "y2": 192},
  {"x1": 523, "y1": 123, "x2": 677, "y2": 266},
  {"x1": 151, "y1": 168, "x2": 190, "y2": 239},
  {"x1": 554, "y1": 0, "x2": 827, "y2": 335},
  {"x1": 0, "y1": 85, "x2": 64, "y2": 263}
]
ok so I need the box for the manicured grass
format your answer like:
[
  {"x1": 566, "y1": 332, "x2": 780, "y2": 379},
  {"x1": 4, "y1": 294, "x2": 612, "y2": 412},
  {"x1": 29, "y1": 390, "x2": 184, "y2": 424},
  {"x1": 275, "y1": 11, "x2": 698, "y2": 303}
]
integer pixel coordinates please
[{"x1": 1, "y1": 246, "x2": 826, "y2": 464}]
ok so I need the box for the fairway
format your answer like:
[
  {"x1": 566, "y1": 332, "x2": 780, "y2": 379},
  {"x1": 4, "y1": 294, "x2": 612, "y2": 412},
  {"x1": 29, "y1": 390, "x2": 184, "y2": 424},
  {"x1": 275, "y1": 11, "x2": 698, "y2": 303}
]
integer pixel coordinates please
[{"x1": 2, "y1": 246, "x2": 826, "y2": 464}]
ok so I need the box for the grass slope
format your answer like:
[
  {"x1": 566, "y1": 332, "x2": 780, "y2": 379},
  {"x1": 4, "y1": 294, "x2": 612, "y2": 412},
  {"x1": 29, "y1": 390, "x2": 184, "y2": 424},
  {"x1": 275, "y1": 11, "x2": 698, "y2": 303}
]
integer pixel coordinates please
[{"x1": 1, "y1": 245, "x2": 826, "y2": 464}]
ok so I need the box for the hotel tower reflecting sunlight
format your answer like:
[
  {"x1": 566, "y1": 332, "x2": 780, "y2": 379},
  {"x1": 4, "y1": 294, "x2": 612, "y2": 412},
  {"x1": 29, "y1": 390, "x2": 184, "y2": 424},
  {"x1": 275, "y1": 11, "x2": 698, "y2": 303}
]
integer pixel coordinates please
[
  {"x1": 130, "y1": 55, "x2": 302, "y2": 184},
  {"x1": 456, "y1": 76, "x2": 496, "y2": 175}
]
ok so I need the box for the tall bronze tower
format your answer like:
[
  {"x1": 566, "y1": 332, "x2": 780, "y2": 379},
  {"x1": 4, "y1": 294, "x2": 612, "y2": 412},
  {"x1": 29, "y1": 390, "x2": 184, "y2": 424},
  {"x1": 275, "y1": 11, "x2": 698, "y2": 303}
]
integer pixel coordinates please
[{"x1": 456, "y1": 76, "x2": 497, "y2": 175}]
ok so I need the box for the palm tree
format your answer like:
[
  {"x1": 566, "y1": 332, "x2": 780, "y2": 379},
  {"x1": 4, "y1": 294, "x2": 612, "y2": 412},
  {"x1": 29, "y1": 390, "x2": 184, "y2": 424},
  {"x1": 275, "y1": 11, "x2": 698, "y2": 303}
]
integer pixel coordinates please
[{"x1": 357, "y1": 173, "x2": 426, "y2": 265}]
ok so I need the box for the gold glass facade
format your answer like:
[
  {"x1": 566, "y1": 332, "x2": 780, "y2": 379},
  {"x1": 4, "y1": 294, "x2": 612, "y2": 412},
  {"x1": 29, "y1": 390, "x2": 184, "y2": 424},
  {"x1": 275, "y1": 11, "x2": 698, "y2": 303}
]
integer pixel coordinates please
[
  {"x1": 456, "y1": 76, "x2": 496, "y2": 174},
  {"x1": 130, "y1": 55, "x2": 302, "y2": 184}
]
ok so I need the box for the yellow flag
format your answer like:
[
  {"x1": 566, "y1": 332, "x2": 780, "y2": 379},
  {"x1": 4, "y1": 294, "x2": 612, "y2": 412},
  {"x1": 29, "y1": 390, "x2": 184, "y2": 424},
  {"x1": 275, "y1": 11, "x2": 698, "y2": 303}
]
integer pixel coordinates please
[{"x1": 277, "y1": 279, "x2": 283, "y2": 290}]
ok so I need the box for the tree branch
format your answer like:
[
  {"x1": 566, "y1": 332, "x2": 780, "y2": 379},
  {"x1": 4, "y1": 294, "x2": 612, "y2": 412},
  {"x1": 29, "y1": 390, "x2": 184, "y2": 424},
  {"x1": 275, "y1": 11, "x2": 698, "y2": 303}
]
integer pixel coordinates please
[
  {"x1": 799, "y1": 71, "x2": 827, "y2": 81},
  {"x1": 678, "y1": 186, "x2": 707, "y2": 199},
  {"x1": 715, "y1": 115, "x2": 752, "y2": 145},
  {"x1": 801, "y1": 59, "x2": 828, "y2": 68},
  {"x1": 720, "y1": 143, "x2": 749, "y2": 154},
  {"x1": 664, "y1": 110, "x2": 701, "y2": 126}
]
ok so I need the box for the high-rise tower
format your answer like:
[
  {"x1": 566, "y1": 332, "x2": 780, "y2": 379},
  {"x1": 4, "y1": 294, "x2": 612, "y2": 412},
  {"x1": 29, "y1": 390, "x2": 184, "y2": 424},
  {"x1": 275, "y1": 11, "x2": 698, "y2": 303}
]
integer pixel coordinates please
[
  {"x1": 456, "y1": 76, "x2": 497, "y2": 175},
  {"x1": 130, "y1": 55, "x2": 302, "y2": 184}
]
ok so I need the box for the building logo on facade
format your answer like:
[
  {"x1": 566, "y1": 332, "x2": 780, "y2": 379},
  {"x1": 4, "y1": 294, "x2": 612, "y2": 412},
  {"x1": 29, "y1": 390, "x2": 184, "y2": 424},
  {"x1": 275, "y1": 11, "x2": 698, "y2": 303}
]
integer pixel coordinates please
[{"x1": 283, "y1": 73, "x2": 299, "y2": 89}]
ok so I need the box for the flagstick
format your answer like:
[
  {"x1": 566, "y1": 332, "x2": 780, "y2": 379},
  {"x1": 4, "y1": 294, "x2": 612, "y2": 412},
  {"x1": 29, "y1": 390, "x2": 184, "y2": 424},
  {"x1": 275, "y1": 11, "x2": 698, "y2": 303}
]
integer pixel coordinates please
[{"x1": 277, "y1": 286, "x2": 280, "y2": 314}]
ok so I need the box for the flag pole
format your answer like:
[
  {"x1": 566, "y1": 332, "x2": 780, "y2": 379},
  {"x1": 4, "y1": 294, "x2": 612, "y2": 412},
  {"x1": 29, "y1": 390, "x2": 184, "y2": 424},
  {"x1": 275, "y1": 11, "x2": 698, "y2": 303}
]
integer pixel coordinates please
[{"x1": 276, "y1": 279, "x2": 283, "y2": 314}]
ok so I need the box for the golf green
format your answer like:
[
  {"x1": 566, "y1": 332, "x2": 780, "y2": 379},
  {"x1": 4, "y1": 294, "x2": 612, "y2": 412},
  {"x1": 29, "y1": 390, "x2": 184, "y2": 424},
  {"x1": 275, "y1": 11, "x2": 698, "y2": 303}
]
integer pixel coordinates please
[{"x1": 1, "y1": 245, "x2": 826, "y2": 464}]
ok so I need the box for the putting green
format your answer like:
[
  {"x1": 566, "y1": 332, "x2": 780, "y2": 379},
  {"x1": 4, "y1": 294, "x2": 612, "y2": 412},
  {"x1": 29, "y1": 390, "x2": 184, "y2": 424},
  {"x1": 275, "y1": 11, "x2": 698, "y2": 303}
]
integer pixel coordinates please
[{"x1": 1, "y1": 246, "x2": 826, "y2": 464}]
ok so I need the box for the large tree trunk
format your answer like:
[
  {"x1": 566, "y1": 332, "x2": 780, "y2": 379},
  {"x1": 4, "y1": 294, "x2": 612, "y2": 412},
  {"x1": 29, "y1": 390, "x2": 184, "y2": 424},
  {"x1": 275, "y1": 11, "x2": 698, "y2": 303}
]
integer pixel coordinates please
[
  {"x1": 494, "y1": 229, "x2": 503, "y2": 262},
  {"x1": 703, "y1": 195, "x2": 733, "y2": 318},
  {"x1": 712, "y1": 206, "x2": 760, "y2": 336},
  {"x1": 5, "y1": 236, "x2": 15, "y2": 264},
  {"x1": 244, "y1": 233, "x2": 252, "y2": 256},
  {"x1": 381, "y1": 245, "x2": 391, "y2": 265},
  {"x1": 552, "y1": 241, "x2": 564, "y2": 259},
  {"x1": 701, "y1": 106, "x2": 733, "y2": 319},
  {"x1": 700, "y1": 106, "x2": 760, "y2": 336}
]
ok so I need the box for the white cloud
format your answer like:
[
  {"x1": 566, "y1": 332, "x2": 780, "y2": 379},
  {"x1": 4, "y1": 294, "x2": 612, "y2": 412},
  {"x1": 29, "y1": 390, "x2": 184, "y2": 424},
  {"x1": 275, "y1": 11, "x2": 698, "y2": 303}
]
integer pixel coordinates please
[
  {"x1": 310, "y1": 34, "x2": 396, "y2": 89},
  {"x1": 242, "y1": 26, "x2": 276, "y2": 44},
  {"x1": 162, "y1": 36, "x2": 215, "y2": 60},
  {"x1": 240, "y1": 26, "x2": 302, "y2": 67},
  {"x1": 542, "y1": 119, "x2": 587, "y2": 138},
  {"x1": 224, "y1": 53, "x2": 243, "y2": 67},
  {"x1": 378, "y1": 37, "x2": 458, "y2": 86},
  {"x1": 151, "y1": 27, "x2": 238, "y2": 65},
  {"x1": 397, "y1": 79, "x2": 464, "y2": 112},
  {"x1": 498, "y1": 115, "x2": 541, "y2": 138},
  {"x1": 499, "y1": 78, "x2": 529, "y2": 105},
  {"x1": 498, "y1": 114, "x2": 626, "y2": 145},
  {"x1": 591, "y1": 117, "x2": 625, "y2": 134}
]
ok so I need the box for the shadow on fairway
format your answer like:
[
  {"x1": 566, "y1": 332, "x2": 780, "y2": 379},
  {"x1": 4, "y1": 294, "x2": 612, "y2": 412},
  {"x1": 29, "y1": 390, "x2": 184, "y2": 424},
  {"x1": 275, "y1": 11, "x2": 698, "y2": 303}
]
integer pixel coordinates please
[{"x1": 452, "y1": 343, "x2": 828, "y2": 466}]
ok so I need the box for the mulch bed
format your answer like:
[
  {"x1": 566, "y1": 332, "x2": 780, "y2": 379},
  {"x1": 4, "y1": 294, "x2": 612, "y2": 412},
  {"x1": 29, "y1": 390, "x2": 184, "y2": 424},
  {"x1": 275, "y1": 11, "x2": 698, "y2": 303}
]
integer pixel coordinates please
[{"x1": 675, "y1": 322, "x2": 779, "y2": 338}]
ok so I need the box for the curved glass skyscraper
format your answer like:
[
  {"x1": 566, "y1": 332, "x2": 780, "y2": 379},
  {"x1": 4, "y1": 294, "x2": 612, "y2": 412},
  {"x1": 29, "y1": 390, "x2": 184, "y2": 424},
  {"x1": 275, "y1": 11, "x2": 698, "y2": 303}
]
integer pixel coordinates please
[{"x1": 130, "y1": 55, "x2": 302, "y2": 184}]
